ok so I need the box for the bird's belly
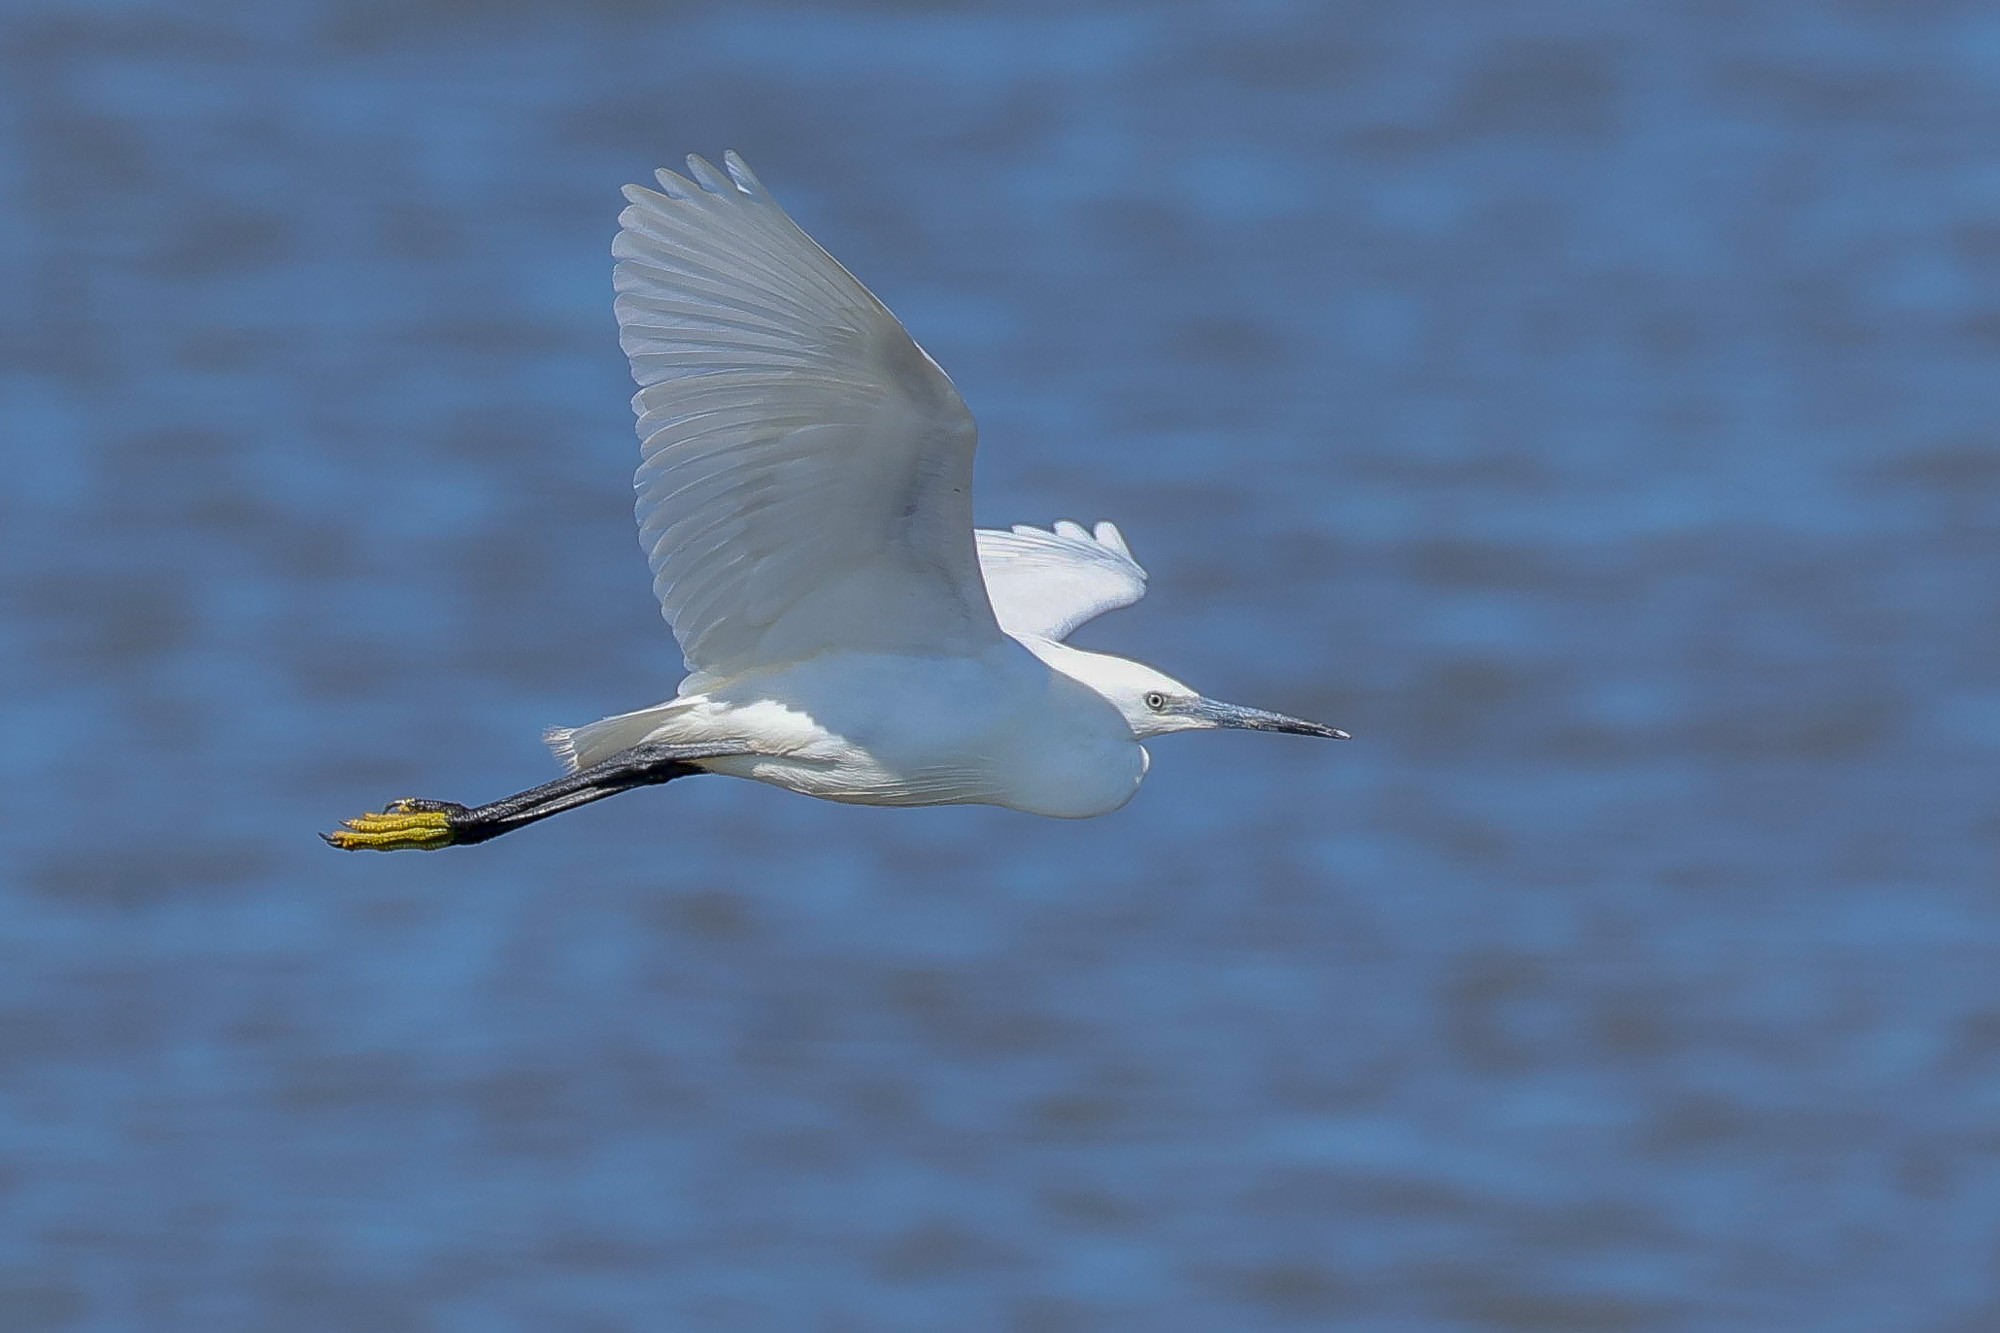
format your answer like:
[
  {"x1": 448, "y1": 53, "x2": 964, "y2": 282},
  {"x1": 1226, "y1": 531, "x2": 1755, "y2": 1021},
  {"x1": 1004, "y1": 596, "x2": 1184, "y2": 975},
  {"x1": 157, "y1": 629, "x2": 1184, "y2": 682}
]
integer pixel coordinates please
[
  {"x1": 690, "y1": 650, "x2": 1146, "y2": 817},
  {"x1": 699, "y1": 750, "x2": 978, "y2": 807},
  {"x1": 707, "y1": 740, "x2": 1144, "y2": 817}
]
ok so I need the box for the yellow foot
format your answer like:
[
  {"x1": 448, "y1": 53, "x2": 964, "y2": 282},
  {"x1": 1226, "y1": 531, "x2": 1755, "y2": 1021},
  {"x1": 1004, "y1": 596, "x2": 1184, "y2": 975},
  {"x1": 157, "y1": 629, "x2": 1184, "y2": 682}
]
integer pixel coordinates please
[{"x1": 322, "y1": 799, "x2": 466, "y2": 852}]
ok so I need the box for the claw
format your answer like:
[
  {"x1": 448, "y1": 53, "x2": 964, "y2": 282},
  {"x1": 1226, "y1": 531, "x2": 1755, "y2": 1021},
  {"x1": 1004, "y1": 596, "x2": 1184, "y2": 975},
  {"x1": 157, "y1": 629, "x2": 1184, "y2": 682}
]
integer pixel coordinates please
[{"x1": 322, "y1": 801, "x2": 460, "y2": 852}]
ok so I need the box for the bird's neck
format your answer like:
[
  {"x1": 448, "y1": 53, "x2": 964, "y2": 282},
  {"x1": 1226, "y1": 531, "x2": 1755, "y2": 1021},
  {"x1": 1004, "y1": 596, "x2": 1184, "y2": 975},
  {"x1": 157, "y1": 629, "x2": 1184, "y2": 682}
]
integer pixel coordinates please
[{"x1": 1014, "y1": 638, "x2": 1139, "y2": 711}]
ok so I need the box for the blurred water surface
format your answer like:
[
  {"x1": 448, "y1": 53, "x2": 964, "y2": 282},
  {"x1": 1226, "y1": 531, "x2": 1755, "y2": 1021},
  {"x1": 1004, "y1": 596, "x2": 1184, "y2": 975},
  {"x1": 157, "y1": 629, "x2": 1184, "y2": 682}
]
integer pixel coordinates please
[{"x1": 3, "y1": 1, "x2": 1998, "y2": 1329}]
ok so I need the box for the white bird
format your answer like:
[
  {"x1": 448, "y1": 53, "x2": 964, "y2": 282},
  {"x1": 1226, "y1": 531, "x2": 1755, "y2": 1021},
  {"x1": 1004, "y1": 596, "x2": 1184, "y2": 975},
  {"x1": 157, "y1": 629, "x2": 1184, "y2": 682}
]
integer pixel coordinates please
[{"x1": 326, "y1": 152, "x2": 1345, "y2": 852}]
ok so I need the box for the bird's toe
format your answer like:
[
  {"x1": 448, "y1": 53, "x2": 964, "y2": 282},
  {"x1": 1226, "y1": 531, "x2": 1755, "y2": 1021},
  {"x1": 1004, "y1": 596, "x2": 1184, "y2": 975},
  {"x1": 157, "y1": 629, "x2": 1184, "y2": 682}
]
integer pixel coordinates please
[{"x1": 322, "y1": 804, "x2": 459, "y2": 851}]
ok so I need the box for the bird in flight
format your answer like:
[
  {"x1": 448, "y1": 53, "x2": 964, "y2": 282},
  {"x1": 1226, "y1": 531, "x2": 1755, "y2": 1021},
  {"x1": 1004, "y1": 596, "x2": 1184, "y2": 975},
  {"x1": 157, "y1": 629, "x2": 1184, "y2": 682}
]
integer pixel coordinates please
[{"x1": 326, "y1": 152, "x2": 1345, "y2": 851}]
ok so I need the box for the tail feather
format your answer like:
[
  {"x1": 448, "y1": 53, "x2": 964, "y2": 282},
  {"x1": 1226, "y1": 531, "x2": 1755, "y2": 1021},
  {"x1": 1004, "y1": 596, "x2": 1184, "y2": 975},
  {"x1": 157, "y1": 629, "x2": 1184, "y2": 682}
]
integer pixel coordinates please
[
  {"x1": 542, "y1": 725, "x2": 583, "y2": 773},
  {"x1": 543, "y1": 703, "x2": 685, "y2": 772}
]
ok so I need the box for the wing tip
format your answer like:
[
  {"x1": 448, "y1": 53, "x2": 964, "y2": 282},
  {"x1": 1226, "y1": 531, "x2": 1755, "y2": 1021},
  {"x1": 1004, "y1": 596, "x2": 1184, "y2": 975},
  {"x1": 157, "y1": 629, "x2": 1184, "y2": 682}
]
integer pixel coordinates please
[
  {"x1": 623, "y1": 151, "x2": 774, "y2": 230},
  {"x1": 648, "y1": 152, "x2": 760, "y2": 201},
  {"x1": 721, "y1": 150, "x2": 765, "y2": 196},
  {"x1": 684, "y1": 153, "x2": 728, "y2": 195},
  {"x1": 999, "y1": 518, "x2": 1138, "y2": 566},
  {"x1": 651, "y1": 166, "x2": 698, "y2": 200}
]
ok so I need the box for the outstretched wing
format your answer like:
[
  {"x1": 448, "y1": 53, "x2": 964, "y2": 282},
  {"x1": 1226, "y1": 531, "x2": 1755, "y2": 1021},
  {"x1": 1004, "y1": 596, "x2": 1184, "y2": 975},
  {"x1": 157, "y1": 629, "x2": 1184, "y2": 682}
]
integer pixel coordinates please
[
  {"x1": 975, "y1": 520, "x2": 1148, "y2": 642},
  {"x1": 616, "y1": 152, "x2": 1003, "y2": 679}
]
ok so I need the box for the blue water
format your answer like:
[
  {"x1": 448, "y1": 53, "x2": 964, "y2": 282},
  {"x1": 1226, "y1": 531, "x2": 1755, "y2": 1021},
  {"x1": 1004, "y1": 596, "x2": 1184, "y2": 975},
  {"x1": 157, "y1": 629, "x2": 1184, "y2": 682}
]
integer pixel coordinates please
[{"x1": 3, "y1": 2, "x2": 1998, "y2": 1328}]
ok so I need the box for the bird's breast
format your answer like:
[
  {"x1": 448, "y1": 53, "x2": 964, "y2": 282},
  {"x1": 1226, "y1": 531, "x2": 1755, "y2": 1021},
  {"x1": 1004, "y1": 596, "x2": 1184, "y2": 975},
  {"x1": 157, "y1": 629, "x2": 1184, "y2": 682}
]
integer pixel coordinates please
[
  {"x1": 963, "y1": 649, "x2": 1149, "y2": 818},
  {"x1": 997, "y1": 732, "x2": 1148, "y2": 819}
]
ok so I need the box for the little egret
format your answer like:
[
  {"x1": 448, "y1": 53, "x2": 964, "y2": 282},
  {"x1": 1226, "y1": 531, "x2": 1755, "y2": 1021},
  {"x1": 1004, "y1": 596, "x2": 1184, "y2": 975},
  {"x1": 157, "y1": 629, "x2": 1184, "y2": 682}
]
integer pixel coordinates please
[{"x1": 326, "y1": 152, "x2": 1345, "y2": 852}]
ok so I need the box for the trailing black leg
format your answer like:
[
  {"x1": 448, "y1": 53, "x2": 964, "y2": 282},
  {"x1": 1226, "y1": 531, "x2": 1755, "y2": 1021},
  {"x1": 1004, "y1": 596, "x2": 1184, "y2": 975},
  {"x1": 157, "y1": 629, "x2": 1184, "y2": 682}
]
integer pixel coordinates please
[{"x1": 323, "y1": 741, "x2": 746, "y2": 851}]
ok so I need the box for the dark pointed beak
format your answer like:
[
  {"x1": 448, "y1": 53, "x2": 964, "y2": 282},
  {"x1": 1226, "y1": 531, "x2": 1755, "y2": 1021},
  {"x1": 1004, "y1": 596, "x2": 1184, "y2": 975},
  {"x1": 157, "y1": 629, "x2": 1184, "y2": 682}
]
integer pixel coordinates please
[{"x1": 1192, "y1": 698, "x2": 1349, "y2": 739}]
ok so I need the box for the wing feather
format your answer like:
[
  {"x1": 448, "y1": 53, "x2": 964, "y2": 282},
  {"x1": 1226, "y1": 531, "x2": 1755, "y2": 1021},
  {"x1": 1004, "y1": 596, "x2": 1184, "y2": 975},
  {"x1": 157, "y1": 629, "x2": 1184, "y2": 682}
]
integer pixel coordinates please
[
  {"x1": 616, "y1": 152, "x2": 1001, "y2": 679},
  {"x1": 975, "y1": 520, "x2": 1148, "y2": 642}
]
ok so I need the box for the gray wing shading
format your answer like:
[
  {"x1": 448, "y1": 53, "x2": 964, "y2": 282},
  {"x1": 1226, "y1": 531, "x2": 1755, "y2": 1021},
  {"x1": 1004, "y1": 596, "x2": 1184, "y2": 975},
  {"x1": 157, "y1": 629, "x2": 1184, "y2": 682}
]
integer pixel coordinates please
[
  {"x1": 974, "y1": 520, "x2": 1149, "y2": 642},
  {"x1": 615, "y1": 152, "x2": 1003, "y2": 679}
]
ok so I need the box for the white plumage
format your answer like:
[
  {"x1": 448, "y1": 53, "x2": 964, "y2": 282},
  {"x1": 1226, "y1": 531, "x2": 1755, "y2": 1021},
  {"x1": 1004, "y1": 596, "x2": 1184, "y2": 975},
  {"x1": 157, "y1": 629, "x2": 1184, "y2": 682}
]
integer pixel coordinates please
[
  {"x1": 615, "y1": 153, "x2": 997, "y2": 682},
  {"x1": 327, "y1": 151, "x2": 1342, "y2": 852},
  {"x1": 549, "y1": 151, "x2": 1343, "y2": 818},
  {"x1": 976, "y1": 520, "x2": 1148, "y2": 643}
]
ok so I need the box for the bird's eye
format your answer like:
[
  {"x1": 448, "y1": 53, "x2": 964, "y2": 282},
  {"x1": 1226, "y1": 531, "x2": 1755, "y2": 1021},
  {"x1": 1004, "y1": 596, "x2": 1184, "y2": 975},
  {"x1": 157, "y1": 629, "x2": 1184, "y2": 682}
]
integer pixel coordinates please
[{"x1": 1144, "y1": 691, "x2": 1168, "y2": 712}]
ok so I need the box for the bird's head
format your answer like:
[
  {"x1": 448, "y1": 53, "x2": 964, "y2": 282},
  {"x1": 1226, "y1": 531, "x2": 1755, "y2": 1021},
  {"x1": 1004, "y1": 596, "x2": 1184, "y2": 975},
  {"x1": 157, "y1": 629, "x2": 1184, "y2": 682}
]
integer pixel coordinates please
[{"x1": 1042, "y1": 644, "x2": 1349, "y2": 743}]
